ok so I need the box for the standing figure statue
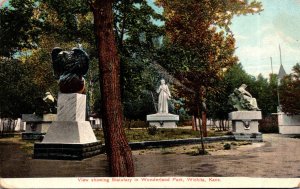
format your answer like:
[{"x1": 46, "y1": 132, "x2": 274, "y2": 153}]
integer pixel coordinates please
[{"x1": 157, "y1": 79, "x2": 171, "y2": 113}]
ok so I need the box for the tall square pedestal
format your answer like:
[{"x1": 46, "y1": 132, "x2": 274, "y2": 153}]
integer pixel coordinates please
[
  {"x1": 147, "y1": 113, "x2": 179, "y2": 128},
  {"x1": 229, "y1": 111, "x2": 263, "y2": 142},
  {"x1": 34, "y1": 93, "x2": 102, "y2": 160}
]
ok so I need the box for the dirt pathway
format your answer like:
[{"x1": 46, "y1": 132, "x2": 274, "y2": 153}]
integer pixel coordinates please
[
  {"x1": 0, "y1": 134, "x2": 299, "y2": 177},
  {"x1": 134, "y1": 134, "x2": 300, "y2": 177}
]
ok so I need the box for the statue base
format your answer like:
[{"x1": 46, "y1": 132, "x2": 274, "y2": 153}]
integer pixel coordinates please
[
  {"x1": 22, "y1": 114, "x2": 56, "y2": 140},
  {"x1": 232, "y1": 132, "x2": 263, "y2": 142},
  {"x1": 146, "y1": 113, "x2": 179, "y2": 128},
  {"x1": 34, "y1": 141, "x2": 103, "y2": 160},
  {"x1": 33, "y1": 93, "x2": 102, "y2": 160},
  {"x1": 229, "y1": 111, "x2": 263, "y2": 142}
]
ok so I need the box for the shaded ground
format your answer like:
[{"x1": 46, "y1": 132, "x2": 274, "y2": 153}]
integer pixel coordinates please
[
  {"x1": 0, "y1": 137, "x2": 109, "y2": 178},
  {"x1": 0, "y1": 134, "x2": 299, "y2": 178}
]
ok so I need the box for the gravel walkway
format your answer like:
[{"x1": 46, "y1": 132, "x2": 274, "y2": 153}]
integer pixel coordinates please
[
  {"x1": 134, "y1": 134, "x2": 300, "y2": 177},
  {"x1": 0, "y1": 134, "x2": 299, "y2": 177}
]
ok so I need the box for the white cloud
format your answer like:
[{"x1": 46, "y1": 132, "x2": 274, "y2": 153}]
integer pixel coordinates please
[
  {"x1": 227, "y1": 0, "x2": 300, "y2": 77},
  {"x1": 235, "y1": 33, "x2": 299, "y2": 77},
  {"x1": 234, "y1": 34, "x2": 248, "y2": 40}
]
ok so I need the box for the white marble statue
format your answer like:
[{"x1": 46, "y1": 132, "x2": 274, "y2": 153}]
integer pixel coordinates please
[
  {"x1": 238, "y1": 84, "x2": 259, "y2": 110},
  {"x1": 156, "y1": 79, "x2": 171, "y2": 114},
  {"x1": 43, "y1": 92, "x2": 55, "y2": 104}
]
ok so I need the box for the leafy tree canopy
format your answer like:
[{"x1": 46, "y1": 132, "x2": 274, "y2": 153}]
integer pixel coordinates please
[
  {"x1": 280, "y1": 63, "x2": 300, "y2": 115},
  {"x1": 0, "y1": 0, "x2": 40, "y2": 57},
  {"x1": 153, "y1": 0, "x2": 262, "y2": 117}
]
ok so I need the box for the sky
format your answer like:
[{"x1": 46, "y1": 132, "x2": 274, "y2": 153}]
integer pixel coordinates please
[
  {"x1": 2, "y1": 0, "x2": 299, "y2": 78},
  {"x1": 148, "y1": 0, "x2": 300, "y2": 78},
  {"x1": 231, "y1": 0, "x2": 300, "y2": 77},
  {"x1": 0, "y1": 0, "x2": 8, "y2": 7}
]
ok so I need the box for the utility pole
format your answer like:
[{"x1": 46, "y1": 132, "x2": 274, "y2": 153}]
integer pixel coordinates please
[
  {"x1": 270, "y1": 57, "x2": 274, "y2": 74},
  {"x1": 279, "y1": 44, "x2": 282, "y2": 65},
  {"x1": 277, "y1": 44, "x2": 282, "y2": 112}
]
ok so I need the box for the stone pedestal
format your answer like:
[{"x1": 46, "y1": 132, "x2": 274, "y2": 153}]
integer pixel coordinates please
[
  {"x1": 229, "y1": 111, "x2": 263, "y2": 141},
  {"x1": 34, "y1": 93, "x2": 102, "y2": 160},
  {"x1": 276, "y1": 112, "x2": 300, "y2": 134},
  {"x1": 22, "y1": 114, "x2": 56, "y2": 140},
  {"x1": 146, "y1": 113, "x2": 179, "y2": 128}
]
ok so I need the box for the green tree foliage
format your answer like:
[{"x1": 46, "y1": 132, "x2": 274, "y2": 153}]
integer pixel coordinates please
[
  {"x1": 113, "y1": 0, "x2": 165, "y2": 119},
  {"x1": 0, "y1": 59, "x2": 41, "y2": 118},
  {"x1": 280, "y1": 63, "x2": 300, "y2": 115},
  {"x1": 206, "y1": 63, "x2": 252, "y2": 121},
  {"x1": 1, "y1": 0, "x2": 272, "y2": 123},
  {"x1": 154, "y1": 0, "x2": 262, "y2": 119},
  {"x1": 0, "y1": 0, "x2": 40, "y2": 57},
  {"x1": 251, "y1": 73, "x2": 278, "y2": 115},
  {"x1": 0, "y1": 0, "x2": 87, "y2": 117},
  {"x1": 207, "y1": 64, "x2": 279, "y2": 122},
  {"x1": 0, "y1": 0, "x2": 165, "y2": 120},
  {"x1": 39, "y1": 0, "x2": 92, "y2": 43},
  {"x1": 39, "y1": 0, "x2": 165, "y2": 119}
]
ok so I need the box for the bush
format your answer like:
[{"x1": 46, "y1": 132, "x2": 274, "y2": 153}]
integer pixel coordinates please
[
  {"x1": 223, "y1": 143, "x2": 231, "y2": 150},
  {"x1": 147, "y1": 125, "x2": 158, "y2": 135}
]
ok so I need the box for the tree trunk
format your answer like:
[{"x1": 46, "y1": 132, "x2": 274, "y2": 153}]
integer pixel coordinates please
[
  {"x1": 191, "y1": 116, "x2": 195, "y2": 131},
  {"x1": 192, "y1": 115, "x2": 198, "y2": 131},
  {"x1": 219, "y1": 120, "x2": 222, "y2": 131},
  {"x1": 201, "y1": 111, "x2": 207, "y2": 137},
  {"x1": 212, "y1": 120, "x2": 216, "y2": 130},
  {"x1": 91, "y1": 0, "x2": 134, "y2": 177},
  {"x1": 225, "y1": 120, "x2": 229, "y2": 131},
  {"x1": 0, "y1": 118, "x2": 3, "y2": 136},
  {"x1": 197, "y1": 104, "x2": 205, "y2": 155}
]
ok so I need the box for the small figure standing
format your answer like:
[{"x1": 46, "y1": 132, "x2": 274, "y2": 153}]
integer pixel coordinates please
[{"x1": 157, "y1": 79, "x2": 171, "y2": 113}]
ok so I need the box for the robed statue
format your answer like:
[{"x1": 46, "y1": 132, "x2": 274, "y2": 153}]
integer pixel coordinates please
[{"x1": 156, "y1": 79, "x2": 171, "y2": 113}]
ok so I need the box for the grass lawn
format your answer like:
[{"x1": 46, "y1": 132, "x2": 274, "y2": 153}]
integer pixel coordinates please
[
  {"x1": 0, "y1": 135, "x2": 34, "y2": 155},
  {"x1": 94, "y1": 128, "x2": 230, "y2": 142},
  {"x1": 133, "y1": 140, "x2": 253, "y2": 156},
  {"x1": 0, "y1": 129, "x2": 231, "y2": 155}
]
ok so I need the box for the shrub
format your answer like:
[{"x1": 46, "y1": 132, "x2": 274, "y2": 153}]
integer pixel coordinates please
[
  {"x1": 223, "y1": 143, "x2": 231, "y2": 150},
  {"x1": 147, "y1": 125, "x2": 158, "y2": 135}
]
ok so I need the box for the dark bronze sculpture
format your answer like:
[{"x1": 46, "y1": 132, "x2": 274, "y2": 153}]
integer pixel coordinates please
[{"x1": 51, "y1": 47, "x2": 89, "y2": 94}]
